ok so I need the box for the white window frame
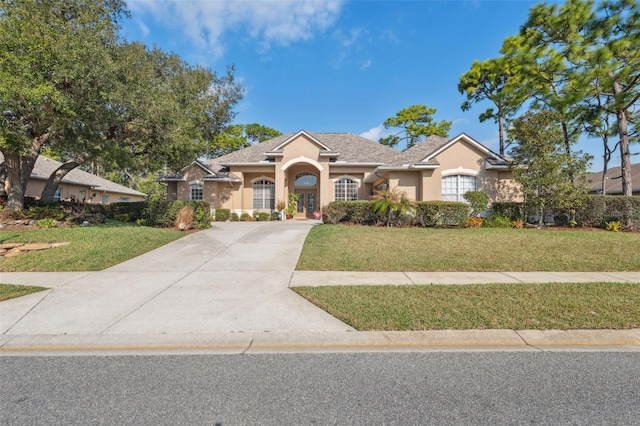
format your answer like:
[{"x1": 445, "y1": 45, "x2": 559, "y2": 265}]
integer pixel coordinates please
[
  {"x1": 333, "y1": 175, "x2": 360, "y2": 201},
  {"x1": 441, "y1": 174, "x2": 477, "y2": 202},
  {"x1": 252, "y1": 178, "x2": 275, "y2": 210}
]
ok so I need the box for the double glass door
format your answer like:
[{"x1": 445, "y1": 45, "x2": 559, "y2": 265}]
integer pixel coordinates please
[{"x1": 295, "y1": 190, "x2": 316, "y2": 219}]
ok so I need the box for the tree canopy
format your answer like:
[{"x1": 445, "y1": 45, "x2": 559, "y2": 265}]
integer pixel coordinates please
[
  {"x1": 508, "y1": 111, "x2": 591, "y2": 225},
  {"x1": 0, "y1": 0, "x2": 243, "y2": 208},
  {"x1": 460, "y1": 0, "x2": 639, "y2": 200},
  {"x1": 207, "y1": 123, "x2": 281, "y2": 158},
  {"x1": 378, "y1": 104, "x2": 451, "y2": 150}
]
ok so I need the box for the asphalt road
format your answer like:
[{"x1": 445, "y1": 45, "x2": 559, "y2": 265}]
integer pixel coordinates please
[{"x1": 2, "y1": 352, "x2": 639, "y2": 425}]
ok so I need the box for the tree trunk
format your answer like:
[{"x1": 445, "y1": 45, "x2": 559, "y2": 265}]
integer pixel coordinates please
[
  {"x1": 616, "y1": 108, "x2": 632, "y2": 197},
  {"x1": 0, "y1": 161, "x2": 6, "y2": 198},
  {"x1": 3, "y1": 133, "x2": 50, "y2": 211},
  {"x1": 40, "y1": 161, "x2": 82, "y2": 202},
  {"x1": 4, "y1": 152, "x2": 36, "y2": 210},
  {"x1": 498, "y1": 111, "x2": 505, "y2": 156}
]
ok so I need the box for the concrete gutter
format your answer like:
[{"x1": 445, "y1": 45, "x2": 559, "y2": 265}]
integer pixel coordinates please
[{"x1": 1, "y1": 330, "x2": 639, "y2": 356}]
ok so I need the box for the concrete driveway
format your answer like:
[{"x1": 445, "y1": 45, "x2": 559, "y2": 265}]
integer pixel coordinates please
[{"x1": 1, "y1": 221, "x2": 354, "y2": 335}]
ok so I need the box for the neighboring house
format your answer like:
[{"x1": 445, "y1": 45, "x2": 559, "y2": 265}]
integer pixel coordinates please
[
  {"x1": 586, "y1": 163, "x2": 640, "y2": 196},
  {"x1": 159, "y1": 130, "x2": 520, "y2": 219},
  {"x1": 0, "y1": 154, "x2": 146, "y2": 203}
]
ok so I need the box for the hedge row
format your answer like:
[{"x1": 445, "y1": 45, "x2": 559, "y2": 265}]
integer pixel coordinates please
[
  {"x1": 322, "y1": 200, "x2": 470, "y2": 227},
  {"x1": 494, "y1": 196, "x2": 640, "y2": 228},
  {"x1": 321, "y1": 195, "x2": 640, "y2": 229},
  {"x1": 104, "y1": 200, "x2": 212, "y2": 228}
]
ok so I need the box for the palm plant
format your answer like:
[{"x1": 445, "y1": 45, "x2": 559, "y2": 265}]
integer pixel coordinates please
[{"x1": 371, "y1": 187, "x2": 416, "y2": 227}]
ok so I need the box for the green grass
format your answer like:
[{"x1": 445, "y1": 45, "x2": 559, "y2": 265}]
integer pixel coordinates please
[
  {"x1": 297, "y1": 225, "x2": 640, "y2": 271},
  {"x1": 293, "y1": 282, "x2": 640, "y2": 330},
  {"x1": 0, "y1": 283, "x2": 48, "y2": 301},
  {"x1": 0, "y1": 221, "x2": 186, "y2": 271}
]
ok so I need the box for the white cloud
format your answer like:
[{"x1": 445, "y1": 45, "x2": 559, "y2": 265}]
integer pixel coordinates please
[
  {"x1": 360, "y1": 124, "x2": 387, "y2": 142},
  {"x1": 128, "y1": 0, "x2": 345, "y2": 60},
  {"x1": 360, "y1": 59, "x2": 372, "y2": 70}
]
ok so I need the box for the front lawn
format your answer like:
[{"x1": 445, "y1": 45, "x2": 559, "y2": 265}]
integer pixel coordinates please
[
  {"x1": 0, "y1": 221, "x2": 187, "y2": 271},
  {"x1": 296, "y1": 225, "x2": 640, "y2": 272},
  {"x1": 293, "y1": 282, "x2": 640, "y2": 330}
]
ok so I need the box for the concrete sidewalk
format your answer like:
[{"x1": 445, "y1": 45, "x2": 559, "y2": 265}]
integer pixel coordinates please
[{"x1": 1, "y1": 221, "x2": 639, "y2": 354}]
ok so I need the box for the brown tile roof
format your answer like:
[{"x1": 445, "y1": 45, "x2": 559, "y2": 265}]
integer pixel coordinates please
[
  {"x1": 399, "y1": 135, "x2": 449, "y2": 165},
  {"x1": 168, "y1": 130, "x2": 508, "y2": 178},
  {"x1": 586, "y1": 162, "x2": 640, "y2": 194}
]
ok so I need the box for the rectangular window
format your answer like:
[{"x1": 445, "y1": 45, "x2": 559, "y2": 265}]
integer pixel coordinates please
[
  {"x1": 53, "y1": 188, "x2": 62, "y2": 201},
  {"x1": 190, "y1": 185, "x2": 203, "y2": 201},
  {"x1": 442, "y1": 175, "x2": 477, "y2": 202},
  {"x1": 252, "y1": 180, "x2": 275, "y2": 210},
  {"x1": 335, "y1": 178, "x2": 358, "y2": 201}
]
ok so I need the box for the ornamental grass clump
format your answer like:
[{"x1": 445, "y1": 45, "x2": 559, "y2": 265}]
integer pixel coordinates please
[{"x1": 175, "y1": 205, "x2": 194, "y2": 230}]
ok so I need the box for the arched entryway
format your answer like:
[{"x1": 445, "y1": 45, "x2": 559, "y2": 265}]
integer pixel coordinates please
[{"x1": 293, "y1": 171, "x2": 317, "y2": 219}]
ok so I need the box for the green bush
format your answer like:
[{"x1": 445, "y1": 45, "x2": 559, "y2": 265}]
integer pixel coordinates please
[
  {"x1": 114, "y1": 213, "x2": 130, "y2": 222},
  {"x1": 34, "y1": 218, "x2": 57, "y2": 228},
  {"x1": 270, "y1": 212, "x2": 280, "y2": 221},
  {"x1": 240, "y1": 212, "x2": 251, "y2": 221},
  {"x1": 463, "y1": 191, "x2": 489, "y2": 217},
  {"x1": 322, "y1": 203, "x2": 348, "y2": 224},
  {"x1": 255, "y1": 211, "x2": 270, "y2": 221},
  {"x1": 230, "y1": 212, "x2": 239, "y2": 221},
  {"x1": 574, "y1": 196, "x2": 640, "y2": 229},
  {"x1": 214, "y1": 208, "x2": 230, "y2": 222},
  {"x1": 415, "y1": 201, "x2": 470, "y2": 227},
  {"x1": 482, "y1": 215, "x2": 513, "y2": 228},
  {"x1": 106, "y1": 200, "x2": 211, "y2": 228},
  {"x1": 28, "y1": 205, "x2": 66, "y2": 220},
  {"x1": 491, "y1": 202, "x2": 524, "y2": 221}
]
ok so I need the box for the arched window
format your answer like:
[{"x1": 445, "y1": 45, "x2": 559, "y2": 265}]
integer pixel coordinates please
[
  {"x1": 295, "y1": 172, "x2": 317, "y2": 187},
  {"x1": 334, "y1": 178, "x2": 358, "y2": 201},
  {"x1": 190, "y1": 183, "x2": 203, "y2": 200},
  {"x1": 252, "y1": 180, "x2": 275, "y2": 210},
  {"x1": 442, "y1": 175, "x2": 477, "y2": 202}
]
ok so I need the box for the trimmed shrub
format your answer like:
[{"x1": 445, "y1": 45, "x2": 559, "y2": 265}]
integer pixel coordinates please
[
  {"x1": 270, "y1": 211, "x2": 280, "y2": 221},
  {"x1": 230, "y1": 212, "x2": 239, "y2": 221},
  {"x1": 491, "y1": 202, "x2": 524, "y2": 221},
  {"x1": 463, "y1": 191, "x2": 489, "y2": 217},
  {"x1": 240, "y1": 211, "x2": 252, "y2": 221},
  {"x1": 214, "y1": 208, "x2": 230, "y2": 222},
  {"x1": 482, "y1": 215, "x2": 512, "y2": 228},
  {"x1": 574, "y1": 195, "x2": 640, "y2": 229},
  {"x1": 255, "y1": 211, "x2": 270, "y2": 221},
  {"x1": 415, "y1": 201, "x2": 470, "y2": 227}
]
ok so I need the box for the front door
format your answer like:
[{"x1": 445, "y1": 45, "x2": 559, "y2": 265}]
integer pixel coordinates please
[{"x1": 295, "y1": 190, "x2": 316, "y2": 219}]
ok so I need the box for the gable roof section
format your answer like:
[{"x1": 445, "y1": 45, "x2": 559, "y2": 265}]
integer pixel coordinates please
[
  {"x1": 586, "y1": 162, "x2": 640, "y2": 194},
  {"x1": 415, "y1": 133, "x2": 506, "y2": 164},
  {"x1": 0, "y1": 153, "x2": 145, "y2": 197},
  {"x1": 271, "y1": 130, "x2": 333, "y2": 152},
  {"x1": 196, "y1": 131, "x2": 403, "y2": 173}
]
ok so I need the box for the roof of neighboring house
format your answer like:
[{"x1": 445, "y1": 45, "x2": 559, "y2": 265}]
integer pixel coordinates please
[
  {"x1": 159, "y1": 130, "x2": 510, "y2": 181},
  {"x1": 586, "y1": 162, "x2": 640, "y2": 194},
  {"x1": 0, "y1": 153, "x2": 146, "y2": 197}
]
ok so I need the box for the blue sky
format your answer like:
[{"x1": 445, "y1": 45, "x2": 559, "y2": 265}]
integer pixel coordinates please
[{"x1": 121, "y1": 0, "x2": 611, "y2": 171}]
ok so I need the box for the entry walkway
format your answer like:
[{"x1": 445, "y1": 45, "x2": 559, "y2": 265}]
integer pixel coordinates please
[{"x1": 1, "y1": 221, "x2": 639, "y2": 354}]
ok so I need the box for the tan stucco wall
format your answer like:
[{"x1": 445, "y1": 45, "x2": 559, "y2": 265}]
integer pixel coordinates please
[
  {"x1": 420, "y1": 139, "x2": 522, "y2": 203},
  {"x1": 389, "y1": 172, "x2": 420, "y2": 201}
]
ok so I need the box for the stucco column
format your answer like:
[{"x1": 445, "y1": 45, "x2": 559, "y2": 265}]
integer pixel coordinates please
[
  {"x1": 319, "y1": 162, "x2": 330, "y2": 209},
  {"x1": 275, "y1": 161, "x2": 286, "y2": 205}
]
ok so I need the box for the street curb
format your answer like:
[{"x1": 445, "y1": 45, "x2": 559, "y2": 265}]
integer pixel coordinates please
[{"x1": 1, "y1": 329, "x2": 638, "y2": 355}]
